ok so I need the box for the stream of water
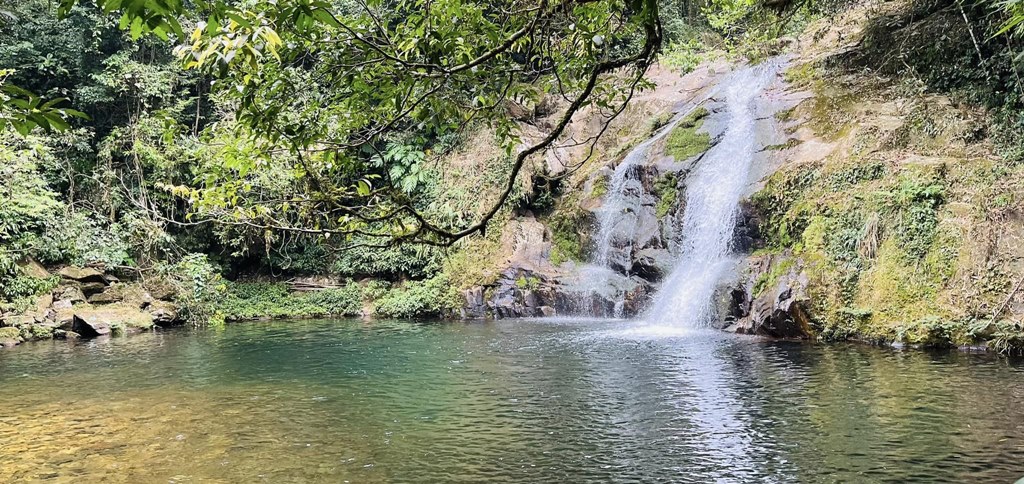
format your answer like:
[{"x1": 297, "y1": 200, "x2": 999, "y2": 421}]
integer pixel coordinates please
[
  {"x1": 644, "y1": 59, "x2": 783, "y2": 327},
  {"x1": 586, "y1": 59, "x2": 783, "y2": 326},
  {"x1": 1, "y1": 318, "x2": 1022, "y2": 482}
]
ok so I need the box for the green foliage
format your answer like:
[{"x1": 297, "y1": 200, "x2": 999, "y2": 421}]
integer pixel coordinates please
[
  {"x1": 374, "y1": 275, "x2": 458, "y2": 319},
  {"x1": 515, "y1": 276, "x2": 540, "y2": 290},
  {"x1": 158, "y1": 253, "x2": 224, "y2": 326},
  {"x1": 989, "y1": 320, "x2": 1024, "y2": 355},
  {"x1": 331, "y1": 243, "x2": 443, "y2": 279},
  {"x1": 0, "y1": 70, "x2": 86, "y2": 135},
  {"x1": 665, "y1": 107, "x2": 711, "y2": 161},
  {"x1": 216, "y1": 281, "x2": 363, "y2": 320},
  {"x1": 548, "y1": 208, "x2": 591, "y2": 266},
  {"x1": 662, "y1": 39, "x2": 717, "y2": 74},
  {"x1": 752, "y1": 258, "x2": 795, "y2": 296},
  {"x1": 653, "y1": 172, "x2": 680, "y2": 218},
  {"x1": 750, "y1": 164, "x2": 820, "y2": 249},
  {"x1": 895, "y1": 316, "x2": 963, "y2": 348},
  {"x1": 885, "y1": 177, "x2": 945, "y2": 261}
]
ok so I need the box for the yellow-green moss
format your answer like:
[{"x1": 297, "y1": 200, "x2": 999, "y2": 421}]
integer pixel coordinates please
[
  {"x1": 547, "y1": 206, "x2": 590, "y2": 265},
  {"x1": 0, "y1": 327, "x2": 22, "y2": 340},
  {"x1": 665, "y1": 107, "x2": 711, "y2": 161},
  {"x1": 653, "y1": 172, "x2": 679, "y2": 218},
  {"x1": 753, "y1": 258, "x2": 796, "y2": 296}
]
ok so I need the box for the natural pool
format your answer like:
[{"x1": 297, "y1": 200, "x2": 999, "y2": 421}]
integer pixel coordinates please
[{"x1": 1, "y1": 318, "x2": 1022, "y2": 483}]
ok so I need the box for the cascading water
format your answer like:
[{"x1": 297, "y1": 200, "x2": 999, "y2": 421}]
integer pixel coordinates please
[
  {"x1": 577, "y1": 101, "x2": 720, "y2": 317},
  {"x1": 580, "y1": 105, "x2": 710, "y2": 317},
  {"x1": 644, "y1": 59, "x2": 783, "y2": 327}
]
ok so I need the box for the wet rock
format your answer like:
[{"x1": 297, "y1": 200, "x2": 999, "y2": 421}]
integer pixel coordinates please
[
  {"x1": 149, "y1": 301, "x2": 179, "y2": 327},
  {"x1": 523, "y1": 290, "x2": 540, "y2": 309},
  {"x1": 58, "y1": 267, "x2": 107, "y2": 284},
  {"x1": 727, "y1": 256, "x2": 812, "y2": 338},
  {"x1": 0, "y1": 338, "x2": 20, "y2": 349},
  {"x1": 732, "y1": 201, "x2": 762, "y2": 253},
  {"x1": 72, "y1": 315, "x2": 112, "y2": 338},
  {"x1": 461, "y1": 286, "x2": 487, "y2": 319},
  {"x1": 487, "y1": 269, "x2": 561, "y2": 318},
  {"x1": 632, "y1": 248, "x2": 674, "y2": 281},
  {"x1": 633, "y1": 207, "x2": 664, "y2": 251},
  {"x1": 54, "y1": 330, "x2": 79, "y2": 341},
  {"x1": 621, "y1": 278, "x2": 652, "y2": 316},
  {"x1": 539, "y1": 306, "x2": 557, "y2": 317}
]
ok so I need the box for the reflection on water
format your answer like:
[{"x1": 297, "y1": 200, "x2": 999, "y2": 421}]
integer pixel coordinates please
[{"x1": 1, "y1": 318, "x2": 1023, "y2": 483}]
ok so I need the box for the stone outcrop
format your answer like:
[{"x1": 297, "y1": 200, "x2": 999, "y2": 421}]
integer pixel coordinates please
[
  {"x1": 1, "y1": 266, "x2": 183, "y2": 347},
  {"x1": 58, "y1": 266, "x2": 107, "y2": 284},
  {"x1": 71, "y1": 314, "x2": 112, "y2": 337},
  {"x1": 721, "y1": 255, "x2": 813, "y2": 338}
]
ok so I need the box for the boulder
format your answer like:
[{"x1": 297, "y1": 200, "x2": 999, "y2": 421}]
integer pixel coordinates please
[
  {"x1": 35, "y1": 293, "x2": 54, "y2": 313},
  {"x1": 0, "y1": 327, "x2": 23, "y2": 348},
  {"x1": 72, "y1": 314, "x2": 112, "y2": 338},
  {"x1": 632, "y1": 248, "x2": 674, "y2": 282},
  {"x1": 87, "y1": 287, "x2": 124, "y2": 304},
  {"x1": 58, "y1": 267, "x2": 107, "y2": 284},
  {"x1": 0, "y1": 339, "x2": 20, "y2": 349},
  {"x1": 57, "y1": 286, "x2": 86, "y2": 304},
  {"x1": 65, "y1": 305, "x2": 155, "y2": 338},
  {"x1": 139, "y1": 291, "x2": 155, "y2": 309},
  {"x1": 17, "y1": 257, "x2": 51, "y2": 279},
  {"x1": 461, "y1": 286, "x2": 487, "y2": 319},
  {"x1": 148, "y1": 301, "x2": 179, "y2": 327},
  {"x1": 145, "y1": 283, "x2": 177, "y2": 301},
  {"x1": 79, "y1": 282, "x2": 107, "y2": 297},
  {"x1": 633, "y1": 207, "x2": 664, "y2": 251},
  {"x1": 52, "y1": 299, "x2": 73, "y2": 310},
  {"x1": 727, "y1": 257, "x2": 812, "y2": 339}
]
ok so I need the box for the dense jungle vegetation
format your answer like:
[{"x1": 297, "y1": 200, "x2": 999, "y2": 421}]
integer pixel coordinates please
[{"x1": 1, "y1": 0, "x2": 1023, "y2": 328}]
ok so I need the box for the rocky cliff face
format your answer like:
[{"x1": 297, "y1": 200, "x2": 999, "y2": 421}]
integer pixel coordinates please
[
  {"x1": 465, "y1": 59, "x2": 804, "y2": 321},
  {"x1": 465, "y1": 0, "x2": 1024, "y2": 354}
]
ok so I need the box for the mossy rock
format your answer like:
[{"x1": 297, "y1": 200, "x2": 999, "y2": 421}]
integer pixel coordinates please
[{"x1": 665, "y1": 107, "x2": 711, "y2": 161}]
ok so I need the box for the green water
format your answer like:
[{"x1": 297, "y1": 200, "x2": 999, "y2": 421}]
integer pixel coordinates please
[{"x1": 1, "y1": 318, "x2": 1022, "y2": 483}]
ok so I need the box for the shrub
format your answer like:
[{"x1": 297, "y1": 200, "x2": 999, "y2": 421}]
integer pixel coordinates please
[
  {"x1": 374, "y1": 275, "x2": 458, "y2": 318},
  {"x1": 215, "y1": 281, "x2": 363, "y2": 320},
  {"x1": 158, "y1": 254, "x2": 225, "y2": 326}
]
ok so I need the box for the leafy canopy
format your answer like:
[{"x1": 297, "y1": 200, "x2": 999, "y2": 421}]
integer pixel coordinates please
[{"x1": 63, "y1": 0, "x2": 663, "y2": 246}]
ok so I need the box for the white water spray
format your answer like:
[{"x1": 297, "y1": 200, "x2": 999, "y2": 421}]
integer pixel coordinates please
[
  {"x1": 583, "y1": 105, "x2": 710, "y2": 316},
  {"x1": 644, "y1": 60, "x2": 783, "y2": 327}
]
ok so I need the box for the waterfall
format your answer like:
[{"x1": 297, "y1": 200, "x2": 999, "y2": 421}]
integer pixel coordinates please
[
  {"x1": 593, "y1": 103, "x2": 713, "y2": 269},
  {"x1": 644, "y1": 60, "x2": 783, "y2": 327},
  {"x1": 583, "y1": 105, "x2": 709, "y2": 317}
]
